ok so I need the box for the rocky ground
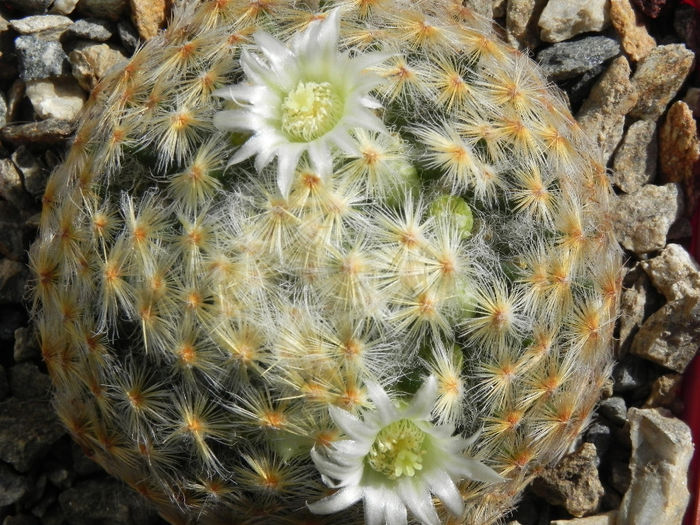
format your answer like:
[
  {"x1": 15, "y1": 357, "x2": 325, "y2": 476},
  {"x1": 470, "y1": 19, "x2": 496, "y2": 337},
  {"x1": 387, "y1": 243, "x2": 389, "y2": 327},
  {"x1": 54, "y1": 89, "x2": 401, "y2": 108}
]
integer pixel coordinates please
[{"x1": 0, "y1": 0, "x2": 699, "y2": 524}]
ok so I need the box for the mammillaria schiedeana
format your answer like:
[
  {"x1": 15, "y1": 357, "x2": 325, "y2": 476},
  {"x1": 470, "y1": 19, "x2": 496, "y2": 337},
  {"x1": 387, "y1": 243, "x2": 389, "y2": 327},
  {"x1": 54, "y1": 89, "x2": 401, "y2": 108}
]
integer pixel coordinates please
[{"x1": 30, "y1": 1, "x2": 622, "y2": 524}]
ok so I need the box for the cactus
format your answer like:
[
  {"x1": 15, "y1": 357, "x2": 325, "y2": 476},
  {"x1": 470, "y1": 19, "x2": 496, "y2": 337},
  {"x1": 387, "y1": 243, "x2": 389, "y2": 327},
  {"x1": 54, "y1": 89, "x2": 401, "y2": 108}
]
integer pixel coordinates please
[{"x1": 30, "y1": 1, "x2": 622, "y2": 524}]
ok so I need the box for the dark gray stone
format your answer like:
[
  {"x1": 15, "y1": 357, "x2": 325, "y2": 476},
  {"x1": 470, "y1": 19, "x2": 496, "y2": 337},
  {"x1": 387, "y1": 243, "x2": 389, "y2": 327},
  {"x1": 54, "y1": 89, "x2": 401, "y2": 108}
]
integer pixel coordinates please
[
  {"x1": 15, "y1": 35, "x2": 71, "y2": 81},
  {"x1": 0, "y1": 364, "x2": 8, "y2": 401},
  {"x1": 0, "y1": 463, "x2": 31, "y2": 507},
  {"x1": 116, "y1": 20, "x2": 139, "y2": 53},
  {"x1": 71, "y1": 443, "x2": 103, "y2": 477},
  {"x1": 0, "y1": 158, "x2": 34, "y2": 213},
  {"x1": 76, "y1": 0, "x2": 127, "y2": 20},
  {"x1": 0, "y1": 119, "x2": 75, "y2": 145},
  {"x1": 1, "y1": 0, "x2": 52, "y2": 14},
  {"x1": 3, "y1": 515, "x2": 41, "y2": 525},
  {"x1": 11, "y1": 146, "x2": 46, "y2": 198},
  {"x1": 13, "y1": 326, "x2": 40, "y2": 363},
  {"x1": 64, "y1": 18, "x2": 114, "y2": 41},
  {"x1": 59, "y1": 479, "x2": 160, "y2": 525},
  {"x1": 599, "y1": 397, "x2": 628, "y2": 426},
  {"x1": 9, "y1": 363, "x2": 51, "y2": 400},
  {"x1": 0, "y1": 204, "x2": 27, "y2": 261},
  {"x1": 47, "y1": 465, "x2": 73, "y2": 490},
  {"x1": 537, "y1": 36, "x2": 621, "y2": 81},
  {"x1": 612, "y1": 356, "x2": 650, "y2": 395},
  {"x1": 0, "y1": 398, "x2": 65, "y2": 472},
  {"x1": 585, "y1": 422, "x2": 613, "y2": 461},
  {"x1": 0, "y1": 260, "x2": 29, "y2": 305},
  {"x1": 610, "y1": 459, "x2": 632, "y2": 494}
]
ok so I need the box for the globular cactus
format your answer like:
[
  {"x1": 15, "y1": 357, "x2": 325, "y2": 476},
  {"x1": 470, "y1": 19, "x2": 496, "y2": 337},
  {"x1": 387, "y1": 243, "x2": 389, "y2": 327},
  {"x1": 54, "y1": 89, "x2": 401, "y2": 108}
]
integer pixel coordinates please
[{"x1": 30, "y1": 1, "x2": 622, "y2": 524}]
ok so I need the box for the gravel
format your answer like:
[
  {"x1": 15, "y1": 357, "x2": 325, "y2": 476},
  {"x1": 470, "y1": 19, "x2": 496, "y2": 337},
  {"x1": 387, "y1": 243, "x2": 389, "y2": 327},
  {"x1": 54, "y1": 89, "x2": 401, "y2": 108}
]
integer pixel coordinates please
[{"x1": 0, "y1": 0, "x2": 698, "y2": 524}]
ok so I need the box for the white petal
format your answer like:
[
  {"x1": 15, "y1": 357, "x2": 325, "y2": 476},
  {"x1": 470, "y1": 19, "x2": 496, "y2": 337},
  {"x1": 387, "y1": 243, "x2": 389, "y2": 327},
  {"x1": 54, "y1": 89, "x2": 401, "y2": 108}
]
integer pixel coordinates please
[
  {"x1": 363, "y1": 485, "x2": 388, "y2": 525},
  {"x1": 397, "y1": 479, "x2": 440, "y2": 525},
  {"x1": 360, "y1": 94, "x2": 383, "y2": 110},
  {"x1": 329, "y1": 405, "x2": 377, "y2": 441},
  {"x1": 384, "y1": 490, "x2": 409, "y2": 525},
  {"x1": 212, "y1": 84, "x2": 260, "y2": 104},
  {"x1": 307, "y1": 485, "x2": 364, "y2": 515},
  {"x1": 365, "y1": 380, "x2": 398, "y2": 425},
  {"x1": 447, "y1": 456, "x2": 504, "y2": 484},
  {"x1": 254, "y1": 30, "x2": 293, "y2": 67},
  {"x1": 344, "y1": 108, "x2": 387, "y2": 135},
  {"x1": 227, "y1": 136, "x2": 263, "y2": 165},
  {"x1": 213, "y1": 109, "x2": 258, "y2": 132},
  {"x1": 310, "y1": 447, "x2": 357, "y2": 481},
  {"x1": 316, "y1": 7, "x2": 342, "y2": 51},
  {"x1": 329, "y1": 128, "x2": 359, "y2": 156},
  {"x1": 423, "y1": 469, "x2": 463, "y2": 516},
  {"x1": 404, "y1": 376, "x2": 438, "y2": 419},
  {"x1": 333, "y1": 438, "x2": 373, "y2": 458},
  {"x1": 308, "y1": 140, "x2": 332, "y2": 178},
  {"x1": 276, "y1": 144, "x2": 304, "y2": 196}
]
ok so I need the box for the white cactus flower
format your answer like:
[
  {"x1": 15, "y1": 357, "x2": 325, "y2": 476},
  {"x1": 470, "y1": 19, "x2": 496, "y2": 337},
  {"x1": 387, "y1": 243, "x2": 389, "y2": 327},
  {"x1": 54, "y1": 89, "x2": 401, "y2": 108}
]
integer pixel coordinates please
[
  {"x1": 308, "y1": 376, "x2": 503, "y2": 525},
  {"x1": 213, "y1": 8, "x2": 390, "y2": 196}
]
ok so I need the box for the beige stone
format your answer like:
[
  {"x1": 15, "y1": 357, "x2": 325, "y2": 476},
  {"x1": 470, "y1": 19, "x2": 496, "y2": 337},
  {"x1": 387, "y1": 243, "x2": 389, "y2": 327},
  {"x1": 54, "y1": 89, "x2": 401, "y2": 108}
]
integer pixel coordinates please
[
  {"x1": 69, "y1": 43, "x2": 127, "y2": 92},
  {"x1": 610, "y1": 0, "x2": 656, "y2": 62},
  {"x1": 506, "y1": 0, "x2": 547, "y2": 49},
  {"x1": 25, "y1": 78, "x2": 85, "y2": 121},
  {"x1": 630, "y1": 44, "x2": 695, "y2": 120},
  {"x1": 538, "y1": 0, "x2": 610, "y2": 42},
  {"x1": 659, "y1": 101, "x2": 700, "y2": 214},
  {"x1": 551, "y1": 511, "x2": 617, "y2": 525},
  {"x1": 577, "y1": 56, "x2": 638, "y2": 163},
  {"x1": 130, "y1": 0, "x2": 168, "y2": 40}
]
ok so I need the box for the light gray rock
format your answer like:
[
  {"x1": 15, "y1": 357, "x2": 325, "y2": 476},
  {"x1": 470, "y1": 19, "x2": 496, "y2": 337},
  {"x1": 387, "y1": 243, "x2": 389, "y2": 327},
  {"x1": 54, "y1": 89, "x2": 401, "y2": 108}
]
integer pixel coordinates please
[
  {"x1": 64, "y1": 18, "x2": 114, "y2": 41},
  {"x1": 613, "y1": 183, "x2": 684, "y2": 254},
  {"x1": 69, "y1": 42, "x2": 128, "y2": 91},
  {"x1": 630, "y1": 298, "x2": 700, "y2": 373},
  {"x1": 576, "y1": 56, "x2": 635, "y2": 164},
  {"x1": 9, "y1": 15, "x2": 72, "y2": 34},
  {"x1": 550, "y1": 512, "x2": 617, "y2": 525},
  {"x1": 51, "y1": 0, "x2": 80, "y2": 15},
  {"x1": 15, "y1": 35, "x2": 71, "y2": 81},
  {"x1": 25, "y1": 78, "x2": 86, "y2": 121},
  {"x1": 537, "y1": 36, "x2": 620, "y2": 81},
  {"x1": 618, "y1": 408, "x2": 693, "y2": 525},
  {"x1": 538, "y1": 0, "x2": 610, "y2": 42},
  {"x1": 531, "y1": 443, "x2": 604, "y2": 517},
  {"x1": 612, "y1": 120, "x2": 657, "y2": 193},
  {"x1": 641, "y1": 243, "x2": 700, "y2": 302},
  {"x1": 630, "y1": 44, "x2": 696, "y2": 121}
]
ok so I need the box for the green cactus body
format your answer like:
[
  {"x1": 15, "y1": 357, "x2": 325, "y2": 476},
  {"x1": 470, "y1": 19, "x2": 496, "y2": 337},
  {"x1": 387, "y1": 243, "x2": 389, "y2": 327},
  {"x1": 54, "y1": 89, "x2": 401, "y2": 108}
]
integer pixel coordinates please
[{"x1": 30, "y1": 1, "x2": 622, "y2": 524}]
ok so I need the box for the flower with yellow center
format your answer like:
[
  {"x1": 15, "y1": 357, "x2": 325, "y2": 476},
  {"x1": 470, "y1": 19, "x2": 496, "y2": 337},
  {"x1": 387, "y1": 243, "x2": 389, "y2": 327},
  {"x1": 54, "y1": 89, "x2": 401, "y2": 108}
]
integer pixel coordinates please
[
  {"x1": 213, "y1": 8, "x2": 389, "y2": 195},
  {"x1": 308, "y1": 376, "x2": 503, "y2": 525}
]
